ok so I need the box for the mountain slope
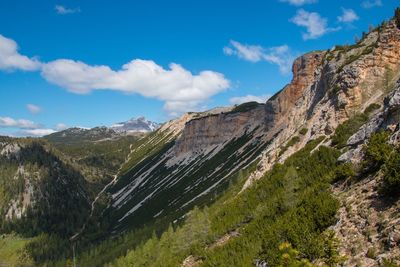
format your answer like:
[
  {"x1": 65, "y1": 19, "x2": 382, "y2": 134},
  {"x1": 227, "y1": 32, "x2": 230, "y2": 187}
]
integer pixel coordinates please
[
  {"x1": 0, "y1": 137, "x2": 91, "y2": 238},
  {"x1": 95, "y1": 19, "x2": 400, "y2": 238}
]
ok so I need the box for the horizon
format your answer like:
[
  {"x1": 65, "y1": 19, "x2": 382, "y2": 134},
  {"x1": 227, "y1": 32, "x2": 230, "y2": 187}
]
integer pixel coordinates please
[{"x1": 0, "y1": 0, "x2": 398, "y2": 137}]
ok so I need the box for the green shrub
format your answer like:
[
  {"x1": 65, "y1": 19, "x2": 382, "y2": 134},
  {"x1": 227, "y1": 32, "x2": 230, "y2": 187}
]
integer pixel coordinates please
[
  {"x1": 279, "y1": 136, "x2": 301, "y2": 156},
  {"x1": 299, "y1": 128, "x2": 308, "y2": 135},
  {"x1": 276, "y1": 242, "x2": 313, "y2": 266},
  {"x1": 362, "y1": 131, "x2": 392, "y2": 172},
  {"x1": 230, "y1": 101, "x2": 262, "y2": 114},
  {"x1": 366, "y1": 247, "x2": 377, "y2": 259},
  {"x1": 321, "y1": 230, "x2": 346, "y2": 266},
  {"x1": 287, "y1": 136, "x2": 300, "y2": 147},
  {"x1": 331, "y1": 113, "x2": 369, "y2": 148},
  {"x1": 381, "y1": 257, "x2": 398, "y2": 267},
  {"x1": 381, "y1": 147, "x2": 400, "y2": 197},
  {"x1": 364, "y1": 103, "x2": 381, "y2": 115},
  {"x1": 334, "y1": 163, "x2": 355, "y2": 182},
  {"x1": 395, "y1": 8, "x2": 400, "y2": 29}
]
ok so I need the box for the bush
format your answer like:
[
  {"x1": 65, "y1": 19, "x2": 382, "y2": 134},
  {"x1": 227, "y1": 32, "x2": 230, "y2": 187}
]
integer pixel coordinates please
[
  {"x1": 395, "y1": 8, "x2": 400, "y2": 29},
  {"x1": 331, "y1": 113, "x2": 369, "y2": 148},
  {"x1": 334, "y1": 163, "x2": 355, "y2": 182},
  {"x1": 230, "y1": 101, "x2": 262, "y2": 113},
  {"x1": 279, "y1": 136, "x2": 301, "y2": 156},
  {"x1": 362, "y1": 131, "x2": 392, "y2": 172},
  {"x1": 366, "y1": 247, "x2": 377, "y2": 259},
  {"x1": 364, "y1": 103, "x2": 381, "y2": 115},
  {"x1": 381, "y1": 147, "x2": 400, "y2": 197},
  {"x1": 299, "y1": 128, "x2": 308, "y2": 135}
]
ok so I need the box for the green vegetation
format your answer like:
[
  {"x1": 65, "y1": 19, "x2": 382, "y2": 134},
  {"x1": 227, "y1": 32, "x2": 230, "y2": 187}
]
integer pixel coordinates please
[
  {"x1": 361, "y1": 131, "x2": 400, "y2": 197},
  {"x1": 337, "y1": 44, "x2": 377, "y2": 73},
  {"x1": 280, "y1": 136, "x2": 301, "y2": 156},
  {"x1": 230, "y1": 101, "x2": 263, "y2": 114},
  {"x1": 0, "y1": 234, "x2": 33, "y2": 267},
  {"x1": 331, "y1": 113, "x2": 369, "y2": 149},
  {"x1": 103, "y1": 138, "x2": 342, "y2": 266},
  {"x1": 334, "y1": 163, "x2": 355, "y2": 182},
  {"x1": 381, "y1": 146, "x2": 400, "y2": 196},
  {"x1": 364, "y1": 103, "x2": 381, "y2": 114},
  {"x1": 366, "y1": 247, "x2": 377, "y2": 259},
  {"x1": 362, "y1": 131, "x2": 392, "y2": 172},
  {"x1": 299, "y1": 128, "x2": 308, "y2": 135},
  {"x1": 395, "y1": 7, "x2": 400, "y2": 29},
  {"x1": 45, "y1": 134, "x2": 141, "y2": 186},
  {"x1": 275, "y1": 242, "x2": 313, "y2": 266}
]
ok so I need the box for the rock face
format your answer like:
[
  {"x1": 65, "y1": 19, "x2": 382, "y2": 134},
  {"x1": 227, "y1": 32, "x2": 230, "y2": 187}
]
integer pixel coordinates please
[
  {"x1": 104, "y1": 19, "x2": 400, "y2": 234},
  {"x1": 339, "y1": 79, "x2": 400, "y2": 164}
]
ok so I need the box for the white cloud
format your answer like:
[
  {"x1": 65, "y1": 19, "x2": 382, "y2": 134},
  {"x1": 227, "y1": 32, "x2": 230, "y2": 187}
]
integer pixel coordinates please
[
  {"x1": 41, "y1": 59, "x2": 230, "y2": 115},
  {"x1": 21, "y1": 128, "x2": 56, "y2": 137},
  {"x1": 361, "y1": 0, "x2": 382, "y2": 9},
  {"x1": 0, "y1": 34, "x2": 230, "y2": 116},
  {"x1": 280, "y1": 0, "x2": 317, "y2": 6},
  {"x1": 0, "y1": 34, "x2": 41, "y2": 71},
  {"x1": 290, "y1": 9, "x2": 340, "y2": 40},
  {"x1": 26, "y1": 104, "x2": 41, "y2": 114},
  {"x1": 337, "y1": 8, "x2": 359, "y2": 23},
  {"x1": 223, "y1": 40, "x2": 296, "y2": 74},
  {"x1": 55, "y1": 5, "x2": 81, "y2": 15},
  {"x1": 55, "y1": 123, "x2": 68, "y2": 130},
  {"x1": 224, "y1": 41, "x2": 264, "y2": 62},
  {"x1": 0, "y1": 116, "x2": 40, "y2": 129},
  {"x1": 229, "y1": 94, "x2": 271, "y2": 105}
]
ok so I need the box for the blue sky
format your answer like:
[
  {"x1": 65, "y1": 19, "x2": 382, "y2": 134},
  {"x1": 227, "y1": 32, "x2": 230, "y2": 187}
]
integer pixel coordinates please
[{"x1": 0, "y1": 0, "x2": 398, "y2": 136}]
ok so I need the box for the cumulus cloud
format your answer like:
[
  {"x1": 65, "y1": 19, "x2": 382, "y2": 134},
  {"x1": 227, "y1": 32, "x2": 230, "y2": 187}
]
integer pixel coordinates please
[
  {"x1": 0, "y1": 116, "x2": 66, "y2": 137},
  {"x1": 26, "y1": 104, "x2": 41, "y2": 114},
  {"x1": 0, "y1": 116, "x2": 40, "y2": 129},
  {"x1": 0, "y1": 34, "x2": 230, "y2": 116},
  {"x1": 280, "y1": 0, "x2": 317, "y2": 6},
  {"x1": 337, "y1": 8, "x2": 359, "y2": 23},
  {"x1": 229, "y1": 94, "x2": 271, "y2": 105},
  {"x1": 223, "y1": 40, "x2": 296, "y2": 74},
  {"x1": 41, "y1": 59, "x2": 230, "y2": 115},
  {"x1": 361, "y1": 0, "x2": 382, "y2": 9},
  {"x1": 290, "y1": 9, "x2": 340, "y2": 40},
  {"x1": 0, "y1": 34, "x2": 41, "y2": 71},
  {"x1": 55, "y1": 5, "x2": 81, "y2": 15}
]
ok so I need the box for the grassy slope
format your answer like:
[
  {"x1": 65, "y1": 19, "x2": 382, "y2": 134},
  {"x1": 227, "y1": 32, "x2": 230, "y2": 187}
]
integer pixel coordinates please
[{"x1": 0, "y1": 235, "x2": 33, "y2": 267}]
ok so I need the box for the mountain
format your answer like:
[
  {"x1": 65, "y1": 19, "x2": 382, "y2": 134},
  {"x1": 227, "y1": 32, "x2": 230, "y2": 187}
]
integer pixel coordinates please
[
  {"x1": 45, "y1": 127, "x2": 121, "y2": 144},
  {"x1": 2, "y1": 11, "x2": 400, "y2": 267},
  {"x1": 111, "y1": 117, "x2": 162, "y2": 133},
  {"x1": 0, "y1": 137, "x2": 91, "y2": 238},
  {"x1": 85, "y1": 17, "x2": 400, "y2": 265},
  {"x1": 103, "y1": 17, "x2": 400, "y2": 233}
]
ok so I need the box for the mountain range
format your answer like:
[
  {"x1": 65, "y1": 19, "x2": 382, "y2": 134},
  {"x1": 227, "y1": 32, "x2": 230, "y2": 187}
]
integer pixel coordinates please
[{"x1": 1, "y1": 11, "x2": 400, "y2": 267}]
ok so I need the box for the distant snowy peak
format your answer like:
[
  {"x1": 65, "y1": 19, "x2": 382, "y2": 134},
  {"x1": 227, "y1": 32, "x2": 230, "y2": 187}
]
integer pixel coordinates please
[{"x1": 111, "y1": 117, "x2": 161, "y2": 133}]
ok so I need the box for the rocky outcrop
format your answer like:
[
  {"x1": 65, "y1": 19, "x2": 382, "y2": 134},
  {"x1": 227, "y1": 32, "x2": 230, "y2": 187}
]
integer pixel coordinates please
[
  {"x1": 174, "y1": 106, "x2": 266, "y2": 154},
  {"x1": 339, "y1": 79, "x2": 400, "y2": 164}
]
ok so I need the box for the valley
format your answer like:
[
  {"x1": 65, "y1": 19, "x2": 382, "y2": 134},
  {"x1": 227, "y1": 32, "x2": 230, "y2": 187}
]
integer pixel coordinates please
[{"x1": 1, "y1": 7, "x2": 400, "y2": 267}]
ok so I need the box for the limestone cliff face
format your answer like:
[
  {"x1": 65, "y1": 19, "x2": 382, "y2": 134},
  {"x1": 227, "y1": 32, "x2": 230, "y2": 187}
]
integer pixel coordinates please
[
  {"x1": 174, "y1": 106, "x2": 266, "y2": 154},
  {"x1": 173, "y1": 51, "x2": 326, "y2": 156}
]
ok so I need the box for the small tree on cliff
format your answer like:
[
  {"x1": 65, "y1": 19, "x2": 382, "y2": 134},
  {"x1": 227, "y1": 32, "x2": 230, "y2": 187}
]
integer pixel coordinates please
[{"x1": 395, "y1": 7, "x2": 400, "y2": 29}]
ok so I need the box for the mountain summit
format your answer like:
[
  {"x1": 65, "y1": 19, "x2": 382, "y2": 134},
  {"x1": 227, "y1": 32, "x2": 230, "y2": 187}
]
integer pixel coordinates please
[{"x1": 111, "y1": 116, "x2": 161, "y2": 133}]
